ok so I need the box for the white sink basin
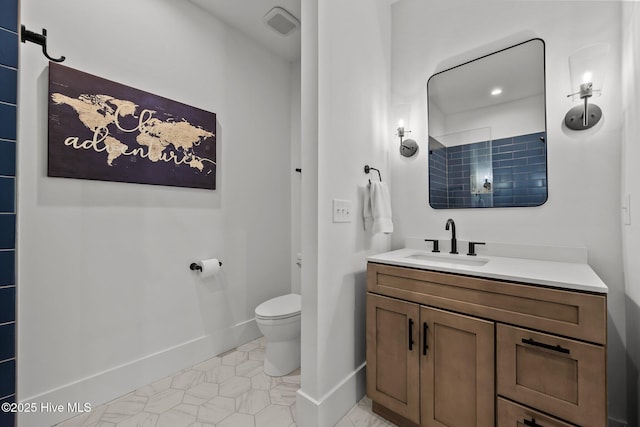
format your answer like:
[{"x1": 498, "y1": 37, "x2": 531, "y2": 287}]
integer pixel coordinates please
[{"x1": 404, "y1": 253, "x2": 489, "y2": 267}]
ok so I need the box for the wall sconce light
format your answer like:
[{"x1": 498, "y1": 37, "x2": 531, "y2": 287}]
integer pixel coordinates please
[
  {"x1": 397, "y1": 119, "x2": 418, "y2": 157},
  {"x1": 564, "y1": 43, "x2": 610, "y2": 130}
]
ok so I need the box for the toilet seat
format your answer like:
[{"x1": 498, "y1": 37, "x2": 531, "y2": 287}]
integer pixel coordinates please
[{"x1": 255, "y1": 293, "x2": 301, "y2": 320}]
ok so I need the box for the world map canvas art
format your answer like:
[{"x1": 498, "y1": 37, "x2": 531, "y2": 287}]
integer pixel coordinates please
[{"x1": 48, "y1": 63, "x2": 216, "y2": 189}]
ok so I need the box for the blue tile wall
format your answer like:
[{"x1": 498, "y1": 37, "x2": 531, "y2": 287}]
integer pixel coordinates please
[
  {"x1": 492, "y1": 132, "x2": 547, "y2": 207},
  {"x1": 0, "y1": 359, "x2": 15, "y2": 399},
  {"x1": 447, "y1": 143, "x2": 476, "y2": 208},
  {"x1": 0, "y1": 177, "x2": 15, "y2": 212},
  {"x1": 428, "y1": 137, "x2": 449, "y2": 208},
  {"x1": 0, "y1": 29, "x2": 18, "y2": 69},
  {"x1": 0, "y1": 215, "x2": 15, "y2": 249},
  {"x1": 429, "y1": 131, "x2": 547, "y2": 208},
  {"x1": 0, "y1": 103, "x2": 17, "y2": 140},
  {"x1": 0, "y1": 322, "x2": 14, "y2": 361},
  {"x1": 0, "y1": 140, "x2": 16, "y2": 176},
  {"x1": 0, "y1": 0, "x2": 18, "y2": 32},
  {"x1": 0, "y1": 394, "x2": 15, "y2": 427},
  {"x1": 0, "y1": 287, "x2": 15, "y2": 325},
  {"x1": 0, "y1": 250, "x2": 14, "y2": 285},
  {"x1": 0, "y1": 0, "x2": 17, "y2": 410},
  {"x1": 0, "y1": 66, "x2": 17, "y2": 104}
]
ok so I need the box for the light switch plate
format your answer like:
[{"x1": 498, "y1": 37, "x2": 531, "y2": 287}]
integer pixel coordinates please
[{"x1": 333, "y1": 199, "x2": 352, "y2": 223}]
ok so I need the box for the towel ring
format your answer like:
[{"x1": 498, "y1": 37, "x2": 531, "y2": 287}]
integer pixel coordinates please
[{"x1": 364, "y1": 165, "x2": 382, "y2": 183}]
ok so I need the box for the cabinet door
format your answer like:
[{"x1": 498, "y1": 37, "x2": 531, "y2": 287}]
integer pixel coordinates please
[
  {"x1": 421, "y1": 306, "x2": 494, "y2": 427},
  {"x1": 497, "y1": 324, "x2": 606, "y2": 427},
  {"x1": 366, "y1": 293, "x2": 420, "y2": 424}
]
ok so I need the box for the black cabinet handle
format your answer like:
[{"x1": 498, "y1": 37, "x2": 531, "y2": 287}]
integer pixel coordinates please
[
  {"x1": 522, "y1": 338, "x2": 570, "y2": 355},
  {"x1": 523, "y1": 418, "x2": 544, "y2": 427},
  {"x1": 423, "y1": 322, "x2": 429, "y2": 355},
  {"x1": 408, "y1": 319, "x2": 414, "y2": 350}
]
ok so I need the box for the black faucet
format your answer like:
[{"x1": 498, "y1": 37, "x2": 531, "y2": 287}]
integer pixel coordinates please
[{"x1": 445, "y1": 218, "x2": 458, "y2": 254}]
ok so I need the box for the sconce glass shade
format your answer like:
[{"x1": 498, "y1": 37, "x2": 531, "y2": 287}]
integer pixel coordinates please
[
  {"x1": 393, "y1": 104, "x2": 411, "y2": 127},
  {"x1": 565, "y1": 43, "x2": 609, "y2": 130},
  {"x1": 567, "y1": 43, "x2": 610, "y2": 101},
  {"x1": 393, "y1": 104, "x2": 418, "y2": 156}
]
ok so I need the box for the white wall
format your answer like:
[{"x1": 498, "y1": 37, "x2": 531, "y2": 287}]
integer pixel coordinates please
[
  {"x1": 297, "y1": 0, "x2": 392, "y2": 426},
  {"x1": 440, "y1": 94, "x2": 545, "y2": 145},
  {"x1": 17, "y1": 1, "x2": 293, "y2": 425},
  {"x1": 391, "y1": 0, "x2": 627, "y2": 423},
  {"x1": 621, "y1": 2, "x2": 640, "y2": 425},
  {"x1": 291, "y1": 60, "x2": 302, "y2": 295}
]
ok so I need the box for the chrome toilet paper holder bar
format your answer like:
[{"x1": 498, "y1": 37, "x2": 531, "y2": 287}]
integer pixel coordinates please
[{"x1": 190, "y1": 261, "x2": 222, "y2": 271}]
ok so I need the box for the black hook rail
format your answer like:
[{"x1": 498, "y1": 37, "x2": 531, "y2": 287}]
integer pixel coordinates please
[
  {"x1": 21, "y1": 26, "x2": 66, "y2": 63},
  {"x1": 364, "y1": 165, "x2": 382, "y2": 183}
]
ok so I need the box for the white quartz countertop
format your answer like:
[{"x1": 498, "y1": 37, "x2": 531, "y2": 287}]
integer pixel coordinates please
[{"x1": 367, "y1": 248, "x2": 608, "y2": 294}]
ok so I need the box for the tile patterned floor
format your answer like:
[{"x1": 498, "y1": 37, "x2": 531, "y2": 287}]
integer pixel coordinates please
[{"x1": 55, "y1": 337, "x2": 394, "y2": 427}]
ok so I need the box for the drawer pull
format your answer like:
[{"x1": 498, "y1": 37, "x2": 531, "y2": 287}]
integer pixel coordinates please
[
  {"x1": 423, "y1": 322, "x2": 429, "y2": 355},
  {"x1": 409, "y1": 318, "x2": 415, "y2": 350},
  {"x1": 523, "y1": 418, "x2": 544, "y2": 427},
  {"x1": 522, "y1": 338, "x2": 570, "y2": 354}
]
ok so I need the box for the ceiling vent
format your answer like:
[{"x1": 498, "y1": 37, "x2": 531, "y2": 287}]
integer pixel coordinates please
[{"x1": 263, "y1": 7, "x2": 300, "y2": 36}]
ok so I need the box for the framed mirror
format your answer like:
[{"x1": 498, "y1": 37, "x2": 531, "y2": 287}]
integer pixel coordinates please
[{"x1": 428, "y1": 38, "x2": 547, "y2": 209}]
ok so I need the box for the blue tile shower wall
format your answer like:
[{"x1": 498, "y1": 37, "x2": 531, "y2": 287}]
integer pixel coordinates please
[
  {"x1": 0, "y1": 1, "x2": 17, "y2": 425},
  {"x1": 428, "y1": 137, "x2": 448, "y2": 208},
  {"x1": 492, "y1": 132, "x2": 547, "y2": 207},
  {"x1": 430, "y1": 131, "x2": 547, "y2": 208}
]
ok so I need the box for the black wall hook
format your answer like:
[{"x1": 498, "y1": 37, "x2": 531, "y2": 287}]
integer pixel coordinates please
[{"x1": 21, "y1": 26, "x2": 66, "y2": 63}]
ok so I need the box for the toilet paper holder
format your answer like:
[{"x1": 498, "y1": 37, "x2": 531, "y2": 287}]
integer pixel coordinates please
[{"x1": 190, "y1": 261, "x2": 222, "y2": 271}]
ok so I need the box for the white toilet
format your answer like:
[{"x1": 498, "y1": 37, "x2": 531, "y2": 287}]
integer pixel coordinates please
[{"x1": 255, "y1": 293, "x2": 301, "y2": 376}]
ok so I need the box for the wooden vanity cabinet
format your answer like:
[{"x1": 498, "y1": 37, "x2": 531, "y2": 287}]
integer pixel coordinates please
[
  {"x1": 366, "y1": 262, "x2": 607, "y2": 427},
  {"x1": 366, "y1": 294, "x2": 420, "y2": 424}
]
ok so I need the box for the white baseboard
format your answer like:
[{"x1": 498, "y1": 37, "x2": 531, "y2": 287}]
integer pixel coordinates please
[
  {"x1": 18, "y1": 319, "x2": 260, "y2": 427},
  {"x1": 296, "y1": 362, "x2": 366, "y2": 427}
]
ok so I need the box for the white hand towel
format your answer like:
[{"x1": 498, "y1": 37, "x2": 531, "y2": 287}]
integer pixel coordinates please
[
  {"x1": 364, "y1": 181, "x2": 393, "y2": 234},
  {"x1": 363, "y1": 186, "x2": 374, "y2": 231}
]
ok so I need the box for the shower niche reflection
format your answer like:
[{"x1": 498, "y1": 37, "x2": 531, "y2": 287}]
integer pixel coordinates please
[{"x1": 428, "y1": 38, "x2": 547, "y2": 209}]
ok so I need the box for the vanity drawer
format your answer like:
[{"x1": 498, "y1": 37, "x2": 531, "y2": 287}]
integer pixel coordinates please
[
  {"x1": 497, "y1": 397, "x2": 575, "y2": 427},
  {"x1": 367, "y1": 263, "x2": 606, "y2": 344},
  {"x1": 496, "y1": 324, "x2": 606, "y2": 427}
]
